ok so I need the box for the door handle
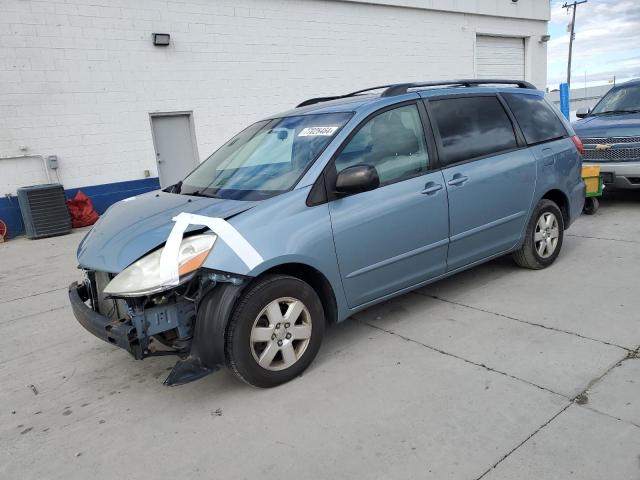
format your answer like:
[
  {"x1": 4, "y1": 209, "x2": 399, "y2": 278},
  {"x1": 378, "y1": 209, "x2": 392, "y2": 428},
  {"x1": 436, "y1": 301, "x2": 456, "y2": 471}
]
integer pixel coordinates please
[
  {"x1": 421, "y1": 183, "x2": 443, "y2": 195},
  {"x1": 447, "y1": 174, "x2": 468, "y2": 186}
]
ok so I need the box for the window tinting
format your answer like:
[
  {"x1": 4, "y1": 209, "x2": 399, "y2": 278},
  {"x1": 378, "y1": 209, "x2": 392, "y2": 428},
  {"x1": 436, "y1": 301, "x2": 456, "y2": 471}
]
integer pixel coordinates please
[
  {"x1": 334, "y1": 104, "x2": 429, "y2": 186},
  {"x1": 430, "y1": 96, "x2": 517, "y2": 165},
  {"x1": 503, "y1": 93, "x2": 567, "y2": 145}
]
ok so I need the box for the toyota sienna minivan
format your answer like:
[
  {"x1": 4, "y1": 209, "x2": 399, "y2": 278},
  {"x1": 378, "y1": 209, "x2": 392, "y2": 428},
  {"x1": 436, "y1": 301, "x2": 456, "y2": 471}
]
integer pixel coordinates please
[{"x1": 70, "y1": 79, "x2": 585, "y2": 387}]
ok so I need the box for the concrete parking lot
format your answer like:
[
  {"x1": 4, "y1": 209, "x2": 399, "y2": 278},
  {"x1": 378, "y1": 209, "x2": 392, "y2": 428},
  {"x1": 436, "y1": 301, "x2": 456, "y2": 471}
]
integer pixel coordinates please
[{"x1": 1, "y1": 194, "x2": 639, "y2": 480}]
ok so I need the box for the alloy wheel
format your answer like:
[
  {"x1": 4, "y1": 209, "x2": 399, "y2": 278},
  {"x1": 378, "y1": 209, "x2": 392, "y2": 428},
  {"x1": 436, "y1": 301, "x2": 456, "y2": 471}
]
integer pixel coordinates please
[
  {"x1": 534, "y1": 212, "x2": 559, "y2": 258},
  {"x1": 250, "y1": 297, "x2": 312, "y2": 371}
]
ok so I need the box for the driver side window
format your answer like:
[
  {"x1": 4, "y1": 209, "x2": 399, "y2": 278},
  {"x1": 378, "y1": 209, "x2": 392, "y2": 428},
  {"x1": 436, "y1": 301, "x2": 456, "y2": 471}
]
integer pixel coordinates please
[{"x1": 334, "y1": 104, "x2": 429, "y2": 186}]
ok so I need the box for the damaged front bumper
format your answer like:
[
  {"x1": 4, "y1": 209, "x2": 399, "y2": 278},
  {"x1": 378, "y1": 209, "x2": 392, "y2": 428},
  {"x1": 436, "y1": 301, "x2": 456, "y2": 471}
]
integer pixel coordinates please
[
  {"x1": 68, "y1": 271, "x2": 245, "y2": 386},
  {"x1": 68, "y1": 281, "x2": 194, "y2": 360},
  {"x1": 69, "y1": 281, "x2": 141, "y2": 357}
]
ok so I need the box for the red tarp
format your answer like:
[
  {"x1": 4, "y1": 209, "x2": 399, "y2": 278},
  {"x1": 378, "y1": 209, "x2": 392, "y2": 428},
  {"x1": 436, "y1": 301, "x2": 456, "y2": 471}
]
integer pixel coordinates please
[{"x1": 67, "y1": 191, "x2": 99, "y2": 228}]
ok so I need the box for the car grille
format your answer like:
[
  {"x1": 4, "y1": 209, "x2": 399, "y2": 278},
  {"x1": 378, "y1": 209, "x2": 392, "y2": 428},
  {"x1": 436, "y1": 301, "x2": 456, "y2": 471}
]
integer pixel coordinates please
[
  {"x1": 581, "y1": 136, "x2": 640, "y2": 144},
  {"x1": 583, "y1": 147, "x2": 640, "y2": 161}
]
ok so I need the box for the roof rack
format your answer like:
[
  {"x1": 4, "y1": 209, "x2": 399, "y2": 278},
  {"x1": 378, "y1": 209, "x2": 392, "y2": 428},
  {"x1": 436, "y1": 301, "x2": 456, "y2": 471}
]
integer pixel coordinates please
[
  {"x1": 296, "y1": 85, "x2": 396, "y2": 108},
  {"x1": 381, "y1": 79, "x2": 536, "y2": 97},
  {"x1": 296, "y1": 79, "x2": 536, "y2": 108}
]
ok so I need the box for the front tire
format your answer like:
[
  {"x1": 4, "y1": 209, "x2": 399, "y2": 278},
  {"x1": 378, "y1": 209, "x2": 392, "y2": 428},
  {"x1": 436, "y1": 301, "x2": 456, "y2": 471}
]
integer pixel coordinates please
[
  {"x1": 225, "y1": 274, "x2": 325, "y2": 387},
  {"x1": 513, "y1": 199, "x2": 564, "y2": 269}
]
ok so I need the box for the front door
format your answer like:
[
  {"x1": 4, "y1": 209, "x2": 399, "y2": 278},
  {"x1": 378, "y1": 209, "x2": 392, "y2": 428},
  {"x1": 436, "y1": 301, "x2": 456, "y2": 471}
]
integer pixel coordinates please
[
  {"x1": 327, "y1": 103, "x2": 449, "y2": 307},
  {"x1": 426, "y1": 95, "x2": 536, "y2": 270},
  {"x1": 150, "y1": 113, "x2": 200, "y2": 188}
]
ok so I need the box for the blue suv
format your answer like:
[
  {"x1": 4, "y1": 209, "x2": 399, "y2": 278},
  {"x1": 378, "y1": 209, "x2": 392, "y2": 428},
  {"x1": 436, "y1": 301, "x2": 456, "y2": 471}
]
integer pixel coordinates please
[
  {"x1": 69, "y1": 79, "x2": 585, "y2": 387},
  {"x1": 573, "y1": 79, "x2": 640, "y2": 190}
]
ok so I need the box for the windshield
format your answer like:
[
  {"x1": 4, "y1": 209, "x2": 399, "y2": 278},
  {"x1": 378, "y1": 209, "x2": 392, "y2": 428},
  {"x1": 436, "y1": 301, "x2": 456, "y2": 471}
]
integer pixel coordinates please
[
  {"x1": 590, "y1": 85, "x2": 640, "y2": 115},
  {"x1": 180, "y1": 112, "x2": 352, "y2": 200}
]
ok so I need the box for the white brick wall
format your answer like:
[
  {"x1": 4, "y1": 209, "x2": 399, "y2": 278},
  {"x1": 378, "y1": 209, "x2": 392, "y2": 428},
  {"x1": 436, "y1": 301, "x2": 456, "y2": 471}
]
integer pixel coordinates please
[{"x1": 0, "y1": 0, "x2": 548, "y2": 195}]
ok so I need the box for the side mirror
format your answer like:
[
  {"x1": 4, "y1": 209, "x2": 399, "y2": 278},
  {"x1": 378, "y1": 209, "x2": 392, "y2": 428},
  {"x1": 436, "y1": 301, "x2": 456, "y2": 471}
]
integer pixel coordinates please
[
  {"x1": 576, "y1": 107, "x2": 590, "y2": 119},
  {"x1": 335, "y1": 164, "x2": 380, "y2": 194}
]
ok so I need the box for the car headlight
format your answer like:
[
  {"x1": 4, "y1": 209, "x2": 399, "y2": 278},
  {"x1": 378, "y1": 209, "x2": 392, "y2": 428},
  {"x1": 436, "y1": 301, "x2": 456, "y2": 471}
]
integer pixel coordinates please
[{"x1": 104, "y1": 234, "x2": 216, "y2": 297}]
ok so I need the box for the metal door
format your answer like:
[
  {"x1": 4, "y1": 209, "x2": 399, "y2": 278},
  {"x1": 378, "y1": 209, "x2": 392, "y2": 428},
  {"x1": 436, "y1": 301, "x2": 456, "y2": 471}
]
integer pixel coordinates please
[
  {"x1": 443, "y1": 149, "x2": 536, "y2": 271},
  {"x1": 150, "y1": 113, "x2": 200, "y2": 188},
  {"x1": 476, "y1": 35, "x2": 525, "y2": 80},
  {"x1": 329, "y1": 171, "x2": 450, "y2": 307},
  {"x1": 327, "y1": 103, "x2": 450, "y2": 307}
]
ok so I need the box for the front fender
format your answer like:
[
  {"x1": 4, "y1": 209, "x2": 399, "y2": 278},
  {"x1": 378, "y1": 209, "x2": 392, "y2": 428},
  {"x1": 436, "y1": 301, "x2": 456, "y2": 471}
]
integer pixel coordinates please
[
  {"x1": 196, "y1": 188, "x2": 350, "y2": 321},
  {"x1": 164, "y1": 282, "x2": 243, "y2": 386}
]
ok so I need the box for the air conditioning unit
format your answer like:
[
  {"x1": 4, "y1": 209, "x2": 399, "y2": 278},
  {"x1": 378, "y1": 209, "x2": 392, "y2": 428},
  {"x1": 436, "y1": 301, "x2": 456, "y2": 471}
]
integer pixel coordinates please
[{"x1": 17, "y1": 184, "x2": 72, "y2": 239}]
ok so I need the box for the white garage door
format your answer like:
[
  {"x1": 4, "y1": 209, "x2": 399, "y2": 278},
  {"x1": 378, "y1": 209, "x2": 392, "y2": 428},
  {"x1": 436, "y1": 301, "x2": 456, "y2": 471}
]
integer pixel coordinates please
[{"x1": 476, "y1": 35, "x2": 525, "y2": 80}]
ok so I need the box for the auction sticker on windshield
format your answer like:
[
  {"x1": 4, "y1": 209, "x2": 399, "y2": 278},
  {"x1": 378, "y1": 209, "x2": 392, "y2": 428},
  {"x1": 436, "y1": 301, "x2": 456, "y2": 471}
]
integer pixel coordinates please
[{"x1": 298, "y1": 126, "x2": 339, "y2": 136}]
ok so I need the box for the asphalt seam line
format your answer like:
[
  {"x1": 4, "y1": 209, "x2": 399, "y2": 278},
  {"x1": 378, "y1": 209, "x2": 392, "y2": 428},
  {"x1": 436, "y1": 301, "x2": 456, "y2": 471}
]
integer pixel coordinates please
[
  {"x1": 0, "y1": 305, "x2": 70, "y2": 326},
  {"x1": 356, "y1": 317, "x2": 567, "y2": 399},
  {"x1": 566, "y1": 233, "x2": 640, "y2": 245},
  {"x1": 578, "y1": 404, "x2": 640, "y2": 430},
  {"x1": 474, "y1": 349, "x2": 633, "y2": 478},
  {"x1": 414, "y1": 291, "x2": 631, "y2": 352},
  {"x1": 474, "y1": 402, "x2": 572, "y2": 480},
  {"x1": 568, "y1": 348, "x2": 640, "y2": 430},
  {"x1": 358, "y1": 311, "x2": 636, "y2": 477},
  {"x1": 0, "y1": 287, "x2": 67, "y2": 305}
]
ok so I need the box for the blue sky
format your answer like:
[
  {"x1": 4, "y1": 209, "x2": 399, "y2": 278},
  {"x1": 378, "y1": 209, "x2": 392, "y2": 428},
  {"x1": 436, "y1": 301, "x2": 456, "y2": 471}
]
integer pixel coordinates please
[{"x1": 547, "y1": 0, "x2": 640, "y2": 89}]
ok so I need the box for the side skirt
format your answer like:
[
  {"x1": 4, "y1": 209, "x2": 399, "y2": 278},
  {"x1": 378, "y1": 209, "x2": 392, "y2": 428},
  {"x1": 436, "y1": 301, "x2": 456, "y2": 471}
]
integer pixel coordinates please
[{"x1": 345, "y1": 246, "x2": 517, "y2": 318}]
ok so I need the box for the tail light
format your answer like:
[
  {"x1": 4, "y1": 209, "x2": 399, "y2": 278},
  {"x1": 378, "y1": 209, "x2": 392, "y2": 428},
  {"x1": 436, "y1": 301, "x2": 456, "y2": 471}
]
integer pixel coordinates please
[{"x1": 571, "y1": 135, "x2": 584, "y2": 156}]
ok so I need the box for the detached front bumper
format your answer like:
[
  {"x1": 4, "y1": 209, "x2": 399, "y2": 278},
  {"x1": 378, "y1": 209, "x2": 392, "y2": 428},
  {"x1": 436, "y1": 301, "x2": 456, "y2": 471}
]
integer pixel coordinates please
[{"x1": 68, "y1": 281, "x2": 142, "y2": 358}]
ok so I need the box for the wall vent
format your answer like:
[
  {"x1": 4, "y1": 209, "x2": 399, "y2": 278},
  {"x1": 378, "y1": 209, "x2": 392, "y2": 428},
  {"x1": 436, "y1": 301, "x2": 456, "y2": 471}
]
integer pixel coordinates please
[{"x1": 17, "y1": 184, "x2": 72, "y2": 239}]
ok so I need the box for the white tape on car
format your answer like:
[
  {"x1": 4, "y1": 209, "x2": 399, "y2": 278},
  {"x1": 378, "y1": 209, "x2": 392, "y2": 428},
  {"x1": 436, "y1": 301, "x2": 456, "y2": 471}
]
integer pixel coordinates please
[{"x1": 159, "y1": 212, "x2": 263, "y2": 286}]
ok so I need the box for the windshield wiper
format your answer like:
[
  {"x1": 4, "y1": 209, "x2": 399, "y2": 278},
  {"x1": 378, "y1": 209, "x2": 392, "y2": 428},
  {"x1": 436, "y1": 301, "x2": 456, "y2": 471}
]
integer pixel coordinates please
[
  {"x1": 592, "y1": 109, "x2": 640, "y2": 116},
  {"x1": 185, "y1": 190, "x2": 215, "y2": 198}
]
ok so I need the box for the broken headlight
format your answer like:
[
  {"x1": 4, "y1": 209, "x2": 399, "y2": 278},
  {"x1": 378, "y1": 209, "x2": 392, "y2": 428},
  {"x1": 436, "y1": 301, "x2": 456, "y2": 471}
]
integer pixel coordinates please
[{"x1": 104, "y1": 234, "x2": 216, "y2": 297}]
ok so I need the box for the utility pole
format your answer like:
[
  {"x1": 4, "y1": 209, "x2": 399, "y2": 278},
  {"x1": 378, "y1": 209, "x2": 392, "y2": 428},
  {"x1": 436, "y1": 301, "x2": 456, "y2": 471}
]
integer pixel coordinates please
[{"x1": 563, "y1": 1, "x2": 587, "y2": 88}]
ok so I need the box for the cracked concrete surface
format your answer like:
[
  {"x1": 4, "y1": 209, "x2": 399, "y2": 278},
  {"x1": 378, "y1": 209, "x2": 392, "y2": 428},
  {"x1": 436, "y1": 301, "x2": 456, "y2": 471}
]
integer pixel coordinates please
[{"x1": 1, "y1": 194, "x2": 639, "y2": 479}]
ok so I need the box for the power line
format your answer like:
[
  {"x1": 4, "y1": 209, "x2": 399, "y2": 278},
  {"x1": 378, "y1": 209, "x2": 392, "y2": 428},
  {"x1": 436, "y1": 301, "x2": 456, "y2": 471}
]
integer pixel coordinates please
[{"x1": 562, "y1": 1, "x2": 588, "y2": 88}]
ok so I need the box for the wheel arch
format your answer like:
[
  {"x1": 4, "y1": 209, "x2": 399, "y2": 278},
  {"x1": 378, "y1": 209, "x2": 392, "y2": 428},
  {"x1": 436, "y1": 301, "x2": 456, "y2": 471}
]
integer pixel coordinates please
[
  {"x1": 541, "y1": 189, "x2": 570, "y2": 226},
  {"x1": 255, "y1": 263, "x2": 339, "y2": 325}
]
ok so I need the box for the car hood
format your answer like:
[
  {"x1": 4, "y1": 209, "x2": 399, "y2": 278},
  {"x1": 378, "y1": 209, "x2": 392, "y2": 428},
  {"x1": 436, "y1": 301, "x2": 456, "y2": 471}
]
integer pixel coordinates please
[
  {"x1": 573, "y1": 112, "x2": 640, "y2": 138},
  {"x1": 77, "y1": 191, "x2": 257, "y2": 273}
]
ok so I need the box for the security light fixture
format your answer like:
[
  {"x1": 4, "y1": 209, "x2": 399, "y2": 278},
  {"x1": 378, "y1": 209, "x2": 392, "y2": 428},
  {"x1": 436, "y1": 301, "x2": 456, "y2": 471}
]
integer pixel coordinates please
[
  {"x1": 539, "y1": 34, "x2": 551, "y2": 43},
  {"x1": 153, "y1": 33, "x2": 170, "y2": 46}
]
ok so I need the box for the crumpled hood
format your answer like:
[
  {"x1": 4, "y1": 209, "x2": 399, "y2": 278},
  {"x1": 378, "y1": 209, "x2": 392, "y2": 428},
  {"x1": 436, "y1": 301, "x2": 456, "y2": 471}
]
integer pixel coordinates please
[
  {"x1": 77, "y1": 190, "x2": 257, "y2": 273},
  {"x1": 573, "y1": 112, "x2": 640, "y2": 138}
]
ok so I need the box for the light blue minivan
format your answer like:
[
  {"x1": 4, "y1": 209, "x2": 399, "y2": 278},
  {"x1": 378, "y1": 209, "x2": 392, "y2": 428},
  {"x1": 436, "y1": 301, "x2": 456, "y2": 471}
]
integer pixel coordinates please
[{"x1": 69, "y1": 79, "x2": 585, "y2": 387}]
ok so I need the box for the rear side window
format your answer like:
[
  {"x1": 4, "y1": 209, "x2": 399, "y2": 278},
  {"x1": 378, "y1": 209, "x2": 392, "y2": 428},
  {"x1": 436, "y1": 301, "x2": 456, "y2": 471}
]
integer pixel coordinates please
[
  {"x1": 429, "y1": 96, "x2": 518, "y2": 166},
  {"x1": 503, "y1": 93, "x2": 567, "y2": 145}
]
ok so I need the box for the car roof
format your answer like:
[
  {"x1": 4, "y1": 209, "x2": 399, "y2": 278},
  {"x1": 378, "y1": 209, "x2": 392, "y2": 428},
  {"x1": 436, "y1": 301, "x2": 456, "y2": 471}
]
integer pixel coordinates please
[
  {"x1": 607, "y1": 78, "x2": 640, "y2": 90},
  {"x1": 271, "y1": 80, "x2": 545, "y2": 119}
]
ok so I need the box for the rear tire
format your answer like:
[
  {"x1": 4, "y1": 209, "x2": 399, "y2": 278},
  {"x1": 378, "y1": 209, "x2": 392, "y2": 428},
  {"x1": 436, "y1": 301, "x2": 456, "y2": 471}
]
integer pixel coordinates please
[
  {"x1": 225, "y1": 274, "x2": 325, "y2": 388},
  {"x1": 582, "y1": 197, "x2": 599, "y2": 215},
  {"x1": 513, "y1": 199, "x2": 564, "y2": 270}
]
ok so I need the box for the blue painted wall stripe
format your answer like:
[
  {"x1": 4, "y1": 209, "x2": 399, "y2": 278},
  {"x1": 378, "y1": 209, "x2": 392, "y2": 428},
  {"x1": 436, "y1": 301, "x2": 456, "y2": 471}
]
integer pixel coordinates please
[{"x1": 0, "y1": 177, "x2": 160, "y2": 239}]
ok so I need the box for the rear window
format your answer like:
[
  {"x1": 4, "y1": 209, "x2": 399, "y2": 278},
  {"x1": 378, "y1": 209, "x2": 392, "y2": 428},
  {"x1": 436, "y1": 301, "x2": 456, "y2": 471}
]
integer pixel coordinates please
[
  {"x1": 503, "y1": 93, "x2": 567, "y2": 145},
  {"x1": 429, "y1": 96, "x2": 518, "y2": 165}
]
